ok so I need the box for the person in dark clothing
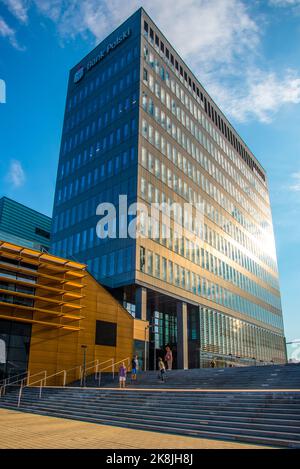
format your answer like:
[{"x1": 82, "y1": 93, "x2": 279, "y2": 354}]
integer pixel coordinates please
[{"x1": 131, "y1": 355, "x2": 139, "y2": 382}]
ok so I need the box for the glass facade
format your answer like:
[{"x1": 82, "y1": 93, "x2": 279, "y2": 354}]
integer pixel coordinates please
[
  {"x1": 51, "y1": 8, "x2": 286, "y2": 368},
  {"x1": 51, "y1": 12, "x2": 141, "y2": 288},
  {"x1": 0, "y1": 197, "x2": 51, "y2": 252}
]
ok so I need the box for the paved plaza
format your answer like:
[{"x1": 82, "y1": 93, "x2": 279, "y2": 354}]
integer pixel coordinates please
[{"x1": 0, "y1": 409, "x2": 271, "y2": 449}]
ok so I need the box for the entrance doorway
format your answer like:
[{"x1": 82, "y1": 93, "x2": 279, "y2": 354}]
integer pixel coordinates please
[{"x1": 0, "y1": 319, "x2": 31, "y2": 380}]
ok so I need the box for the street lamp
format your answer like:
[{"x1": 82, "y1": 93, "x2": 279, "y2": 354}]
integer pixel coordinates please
[{"x1": 81, "y1": 345, "x2": 88, "y2": 387}]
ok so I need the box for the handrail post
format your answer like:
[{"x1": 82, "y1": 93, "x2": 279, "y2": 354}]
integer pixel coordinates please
[
  {"x1": 63, "y1": 370, "x2": 66, "y2": 387},
  {"x1": 39, "y1": 378, "x2": 43, "y2": 399},
  {"x1": 98, "y1": 371, "x2": 101, "y2": 388},
  {"x1": 112, "y1": 358, "x2": 115, "y2": 380},
  {"x1": 95, "y1": 360, "x2": 99, "y2": 380},
  {"x1": 27, "y1": 371, "x2": 30, "y2": 386},
  {"x1": 79, "y1": 366, "x2": 83, "y2": 387},
  {"x1": 17, "y1": 380, "x2": 24, "y2": 407}
]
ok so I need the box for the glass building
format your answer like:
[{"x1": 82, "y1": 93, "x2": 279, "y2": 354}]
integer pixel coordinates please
[
  {"x1": 51, "y1": 8, "x2": 286, "y2": 369},
  {"x1": 0, "y1": 197, "x2": 51, "y2": 252}
]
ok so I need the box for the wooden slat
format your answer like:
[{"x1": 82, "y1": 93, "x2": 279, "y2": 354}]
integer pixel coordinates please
[
  {"x1": 0, "y1": 314, "x2": 81, "y2": 331},
  {"x1": 0, "y1": 300, "x2": 83, "y2": 319}
]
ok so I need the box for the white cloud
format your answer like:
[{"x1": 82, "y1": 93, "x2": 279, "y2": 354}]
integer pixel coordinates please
[
  {"x1": 0, "y1": 79, "x2": 6, "y2": 104},
  {"x1": 207, "y1": 69, "x2": 300, "y2": 123},
  {"x1": 6, "y1": 160, "x2": 26, "y2": 188},
  {"x1": 2, "y1": 0, "x2": 29, "y2": 23},
  {"x1": 289, "y1": 172, "x2": 300, "y2": 192},
  {"x1": 0, "y1": 16, "x2": 23, "y2": 49},
  {"x1": 32, "y1": 0, "x2": 260, "y2": 69},
  {"x1": 2, "y1": 0, "x2": 300, "y2": 123},
  {"x1": 31, "y1": 0, "x2": 300, "y2": 123},
  {"x1": 269, "y1": 0, "x2": 300, "y2": 6}
]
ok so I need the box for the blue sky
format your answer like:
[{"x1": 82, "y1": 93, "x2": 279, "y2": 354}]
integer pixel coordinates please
[{"x1": 0, "y1": 0, "x2": 299, "y2": 348}]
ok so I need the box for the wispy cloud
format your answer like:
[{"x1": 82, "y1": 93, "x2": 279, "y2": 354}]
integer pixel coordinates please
[
  {"x1": 269, "y1": 0, "x2": 300, "y2": 6},
  {"x1": 289, "y1": 172, "x2": 300, "y2": 192},
  {"x1": 0, "y1": 15, "x2": 23, "y2": 50},
  {"x1": 31, "y1": 0, "x2": 261, "y2": 68},
  {"x1": 6, "y1": 160, "x2": 26, "y2": 188},
  {"x1": 2, "y1": 0, "x2": 29, "y2": 23},
  {"x1": 2, "y1": 0, "x2": 300, "y2": 123},
  {"x1": 207, "y1": 69, "x2": 300, "y2": 123}
]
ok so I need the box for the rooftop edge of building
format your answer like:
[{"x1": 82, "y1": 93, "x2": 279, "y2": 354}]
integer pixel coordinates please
[{"x1": 0, "y1": 196, "x2": 52, "y2": 222}]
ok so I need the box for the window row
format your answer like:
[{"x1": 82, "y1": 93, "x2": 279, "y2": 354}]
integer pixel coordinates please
[
  {"x1": 199, "y1": 307, "x2": 285, "y2": 362},
  {"x1": 140, "y1": 134, "x2": 277, "y2": 272},
  {"x1": 139, "y1": 180, "x2": 278, "y2": 292},
  {"x1": 53, "y1": 175, "x2": 136, "y2": 232},
  {"x1": 143, "y1": 32, "x2": 266, "y2": 186},
  {"x1": 140, "y1": 168, "x2": 277, "y2": 275},
  {"x1": 64, "y1": 72, "x2": 138, "y2": 135},
  {"x1": 57, "y1": 147, "x2": 136, "y2": 206},
  {"x1": 139, "y1": 247, "x2": 283, "y2": 330},
  {"x1": 141, "y1": 118, "x2": 270, "y2": 243},
  {"x1": 138, "y1": 220, "x2": 280, "y2": 311},
  {"x1": 142, "y1": 87, "x2": 269, "y2": 219},
  {"x1": 140, "y1": 153, "x2": 278, "y2": 289},
  {"x1": 67, "y1": 44, "x2": 139, "y2": 111},
  {"x1": 86, "y1": 246, "x2": 135, "y2": 279},
  {"x1": 62, "y1": 109, "x2": 137, "y2": 157}
]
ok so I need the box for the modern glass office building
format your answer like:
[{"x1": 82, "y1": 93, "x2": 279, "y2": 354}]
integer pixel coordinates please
[
  {"x1": 51, "y1": 8, "x2": 286, "y2": 369},
  {"x1": 0, "y1": 197, "x2": 51, "y2": 252}
]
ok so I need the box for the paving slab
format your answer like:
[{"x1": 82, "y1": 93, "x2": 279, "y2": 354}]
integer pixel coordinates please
[{"x1": 0, "y1": 408, "x2": 272, "y2": 449}]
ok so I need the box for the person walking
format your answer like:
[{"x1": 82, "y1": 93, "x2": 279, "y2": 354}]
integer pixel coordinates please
[
  {"x1": 131, "y1": 355, "x2": 139, "y2": 382},
  {"x1": 165, "y1": 346, "x2": 173, "y2": 371},
  {"x1": 119, "y1": 362, "x2": 127, "y2": 388},
  {"x1": 210, "y1": 359, "x2": 216, "y2": 368},
  {"x1": 158, "y1": 357, "x2": 166, "y2": 382}
]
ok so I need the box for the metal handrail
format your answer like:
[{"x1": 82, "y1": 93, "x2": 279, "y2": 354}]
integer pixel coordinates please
[
  {"x1": 0, "y1": 370, "x2": 28, "y2": 387},
  {"x1": 80, "y1": 358, "x2": 114, "y2": 386},
  {"x1": 43, "y1": 369, "x2": 67, "y2": 387},
  {"x1": 0, "y1": 370, "x2": 47, "y2": 397},
  {"x1": 15, "y1": 357, "x2": 129, "y2": 405},
  {"x1": 96, "y1": 357, "x2": 130, "y2": 387},
  {"x1": 60, "y1": 357, "x2": 106, "y2": 384},
  {"x1": 17, "y1": 375, "x2": 46, "y2": 407}
]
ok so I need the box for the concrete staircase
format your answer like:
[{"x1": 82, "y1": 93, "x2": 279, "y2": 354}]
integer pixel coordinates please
[
  {"x1": 1, "y1": 387, "x2": 300, "y2": 448},
  {"x1": 1, "y1": 364, "x2": 300, "y2": 448},
  {"x1": 88, "y1": 363, "x2": 300, "y2": 389}
]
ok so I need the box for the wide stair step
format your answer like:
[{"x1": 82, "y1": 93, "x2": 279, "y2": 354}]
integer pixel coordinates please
[
  {"x1": 1, "y1": 387, "x2": 300, "y2": 448},
  {"x1": 1, "y1": 364, "x2": 300, "y2": 448}
]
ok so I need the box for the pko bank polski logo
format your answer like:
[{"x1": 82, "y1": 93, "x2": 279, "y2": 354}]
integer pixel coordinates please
[
  {"x1": 0, "y1": 79, "x2": 6, "y2": 104},
  {"x1": 74, "y1": 66, "x2": 85, "y2": 84}
]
